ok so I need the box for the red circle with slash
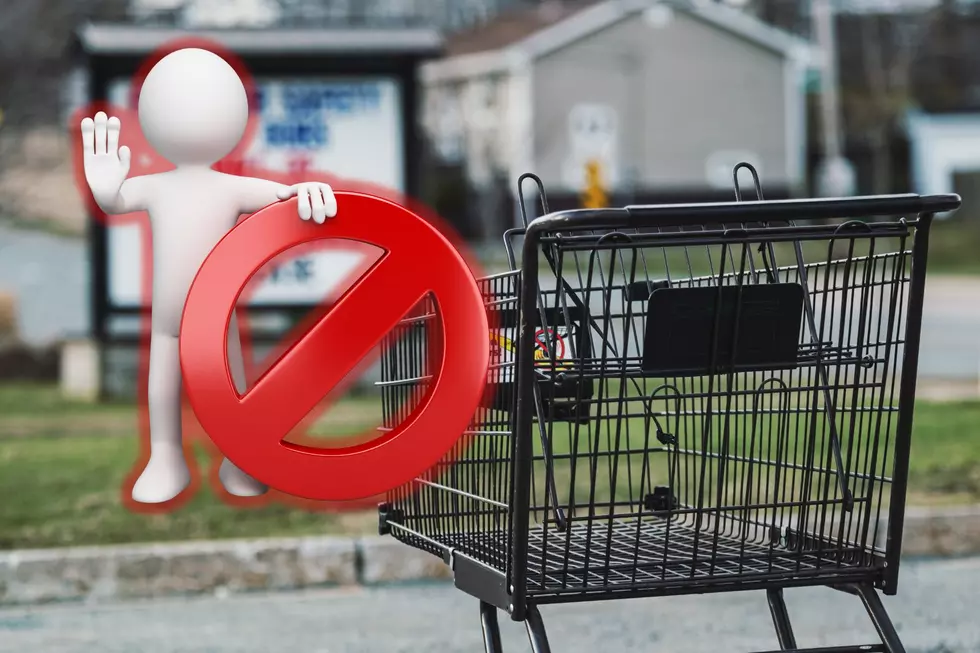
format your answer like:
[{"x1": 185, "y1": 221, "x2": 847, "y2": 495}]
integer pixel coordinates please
[
  {"x1": 179, "y1": 192, "x2": 490, "y2": 501},
  {"x1": 534, "y1": 328, "x2": 565, "y2": 360}
]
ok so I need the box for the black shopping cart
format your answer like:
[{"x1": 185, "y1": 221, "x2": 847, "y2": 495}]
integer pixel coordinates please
[{"x1": 375, "y1": 165, "x2": 961, "y2": 653}]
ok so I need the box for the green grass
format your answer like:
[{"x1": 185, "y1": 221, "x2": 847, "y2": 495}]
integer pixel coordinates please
[
  {"x1": 512, "y1": 386, "x2": 980, "y2": 518},
  {"x1": 0, "y1": 435, "x2": 377, "y2": 550},
  {"x1": 926, "y1": 220, "x2": 980, "y2": 275},
  {"x1": 0, "y1": 381, "x2": 978, "y2": 549},
  {"x1": 569, "y1": 395, "x2": 980, "y2": 507},
  {"x1": 0, "y1": 383, "x2": 384, "y2": 550},
  {"x1": 0, "y1": 383, "x2": 134, "y2": 417},
  {"x1": 490, "y1": 373, "x2": 980, "y2": 531},
  {"x1": 904, "y1": 400, "x2": 980, "y2": 501}
]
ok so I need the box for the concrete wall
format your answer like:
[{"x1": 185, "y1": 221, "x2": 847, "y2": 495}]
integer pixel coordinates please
[{"x1": 422, "y1": 72, "x2": 514, "y2": 188}]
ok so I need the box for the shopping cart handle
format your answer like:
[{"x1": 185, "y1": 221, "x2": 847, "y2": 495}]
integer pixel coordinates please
[
  {"x1": 523, "y1": 194, "x2": 961, "y2": 236},
  {"x1": 620, "y1": 194, "x2": 962, "y2": 227}
]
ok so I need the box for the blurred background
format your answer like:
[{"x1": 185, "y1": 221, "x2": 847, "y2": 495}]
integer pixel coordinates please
[{"x1": 0, "y1": 0, "x2": 979, "y2": 551}]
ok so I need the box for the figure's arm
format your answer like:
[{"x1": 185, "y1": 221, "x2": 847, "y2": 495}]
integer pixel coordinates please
[
  {"x1": 96, "y1": 175, "x2": 152, "y2": 215},
  {"x1": 234, "y1": 176, "x2": 337, "y2": 224},
  {"x1": 81, "y1": 112, "x2": 150, "y2": 215},
  {"x1": 233, "y1": 176, "x2": 291, "y2": 215}
]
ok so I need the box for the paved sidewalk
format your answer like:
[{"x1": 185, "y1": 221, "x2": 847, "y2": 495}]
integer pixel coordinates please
[{"x1": 0, "y1": 556, "x2": 978, "y2": 653}]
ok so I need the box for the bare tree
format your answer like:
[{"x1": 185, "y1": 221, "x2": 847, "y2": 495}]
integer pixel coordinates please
[
  {"x1": 0, "y1": 0, "x2": 128, "y2": 129},
  {"x1": 831, "y1": 6, "x2": 940, "y2": 195},
  {"x1": 752, "y1": 0, "x2": 810, "y2": 37},
  {"x1": 908, "y1": 0, "x2": 979, "y2": 114},
  {"x1": 857, "y1": 13, "x2": 926, "y2": 193}
]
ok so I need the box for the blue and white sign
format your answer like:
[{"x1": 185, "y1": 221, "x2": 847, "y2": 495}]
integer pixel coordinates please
[
  {"x1": 104, "y1": 76, "x2": 406, "y2": 308},
  {"x1": 246, "y1": 78, "x2": 405, "y2": 192}
]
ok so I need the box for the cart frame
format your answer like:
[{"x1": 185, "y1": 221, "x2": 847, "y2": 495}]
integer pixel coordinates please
[{"x1": 377, "y1": 171, "x2": 961, "y2": 653}]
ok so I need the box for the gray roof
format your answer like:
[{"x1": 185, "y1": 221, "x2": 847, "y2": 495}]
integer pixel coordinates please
[
  {"x1": 424, "y1": 0, "x2": 817, "y2": 82},
  {"x1": 77, "y1": 22, "x2": 443, "y2": 56}
]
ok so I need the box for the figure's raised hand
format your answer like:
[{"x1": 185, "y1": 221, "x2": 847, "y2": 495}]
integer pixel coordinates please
[
  {"x1": 80, "y1": 111, "x2": 131, "y2": 209},
  {"x1": 277, "y1": 182, "x2": 337, "y2": 224}
]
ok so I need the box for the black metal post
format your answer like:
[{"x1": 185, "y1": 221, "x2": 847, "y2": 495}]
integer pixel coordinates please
[
  {"x1": 400, "y1": 60, "x2": 421, "y2": 200},
  {"x1": 88, "y1": 56, "x2": 112, "y2": 401},
  {"x1": 767, "y1": 588, "x2": 798, "y2": 650},
  {"x1": 854, "y1": 584, "x2": 907, "y2": 653},
  {"x1": 509, "y1": 223, "x2": 542, "y2": 621},
  {"x1": 883, "y1": 212, "x2": 934, "y2": 594},
  {"x1": 524, "y1": 604, "x2": 552, "y2": 653},
  {"x1": 480, "y1": 601, "x2": 504, "y2": 653}
]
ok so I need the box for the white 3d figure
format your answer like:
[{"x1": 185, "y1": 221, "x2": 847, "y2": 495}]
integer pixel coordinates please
[{"x1": 80, "y1": 48, "x2": 338, "y2": 503}]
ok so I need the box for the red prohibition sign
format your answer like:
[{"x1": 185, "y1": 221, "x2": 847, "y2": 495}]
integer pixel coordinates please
[
  {"x1": 534, "y1": 328, "x2": 565, "y2": 360},
  {"x1": 179, "y1": 192, "x2": 490, "y2": 501}
]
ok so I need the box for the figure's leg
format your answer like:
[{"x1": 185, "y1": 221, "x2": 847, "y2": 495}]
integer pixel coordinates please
[
  {"x1": 218, "y1": 311, "x2": 269, "y2": 497},
  {"x1": 131, "y1": 331, "x2": 191, "y2": 503}
]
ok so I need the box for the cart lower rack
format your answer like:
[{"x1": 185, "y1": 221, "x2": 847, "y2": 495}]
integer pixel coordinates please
[{"x1": 376, "y1": 173, "x2": 960, "y2": 653}]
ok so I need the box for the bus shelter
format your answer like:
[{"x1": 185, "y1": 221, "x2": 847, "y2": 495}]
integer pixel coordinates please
[{"x1": 74, "y1": 23, "x2": 442, "y2": 397}]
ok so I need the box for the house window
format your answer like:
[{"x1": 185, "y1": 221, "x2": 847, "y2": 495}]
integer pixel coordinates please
[
  {"x1": 439, "y1": 133, "x2": 466, "y2": 162},
  {"x1": 432, "y1": 92, "x2": 466, "y2": 163}
]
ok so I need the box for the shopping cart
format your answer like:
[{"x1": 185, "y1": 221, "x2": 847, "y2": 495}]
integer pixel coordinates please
[{"x1": 375, "y1": 165, "x2": 960, "y2": 653}]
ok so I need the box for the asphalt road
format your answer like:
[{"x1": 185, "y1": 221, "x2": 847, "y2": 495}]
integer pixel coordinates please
[
  {"x1": 919, "y1": 276, "x2": 980, "y2": 382},
  {"x1": 0, "y1": 225, "x2": 88, "y2": 345},
  {"x1": 1, "y1": 221, "x2": 979, "y2": 385},
  {"x1": 0, "y1": 556, "x2": 976, "y2": 653},
  {"x1": 529, "y1": 272, "x2": 980, "y2": 385}
]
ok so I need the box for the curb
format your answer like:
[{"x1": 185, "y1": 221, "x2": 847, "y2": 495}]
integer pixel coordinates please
[
  {"x1": 0, "y1": 508, "x2": 977, "y2": 607},
  {"x1": 891, "y1": 505, "x2": 980, "y2": 558},
  {"x1": 0, "y1": 535, "x2": 450, "y2": 606}
]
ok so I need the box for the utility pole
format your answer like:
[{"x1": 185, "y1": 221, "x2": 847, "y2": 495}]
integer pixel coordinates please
[{"x1": 812, "y1": 0, "x2": 856, "y2": 197}]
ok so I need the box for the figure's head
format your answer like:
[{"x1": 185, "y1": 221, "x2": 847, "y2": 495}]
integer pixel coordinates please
[{"x1": 137, "y1": 48, "x2": 249, "y2": 166}]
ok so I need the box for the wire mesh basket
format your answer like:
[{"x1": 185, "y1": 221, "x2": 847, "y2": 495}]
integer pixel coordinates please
[{"x1": 376, "y1": 165, "x2": 960, "y2": 653}]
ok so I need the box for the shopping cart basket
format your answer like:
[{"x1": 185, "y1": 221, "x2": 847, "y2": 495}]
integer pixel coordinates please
[{"x1": 376, "y1": 165, "x2": 961, "y2": 653}]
